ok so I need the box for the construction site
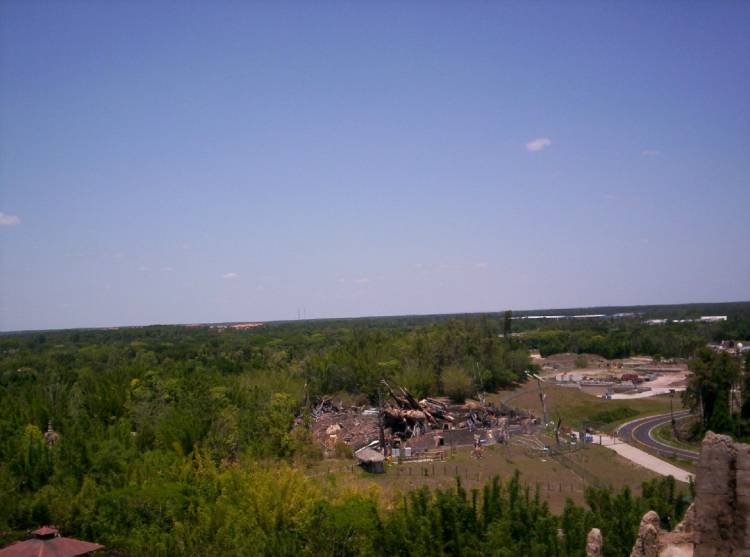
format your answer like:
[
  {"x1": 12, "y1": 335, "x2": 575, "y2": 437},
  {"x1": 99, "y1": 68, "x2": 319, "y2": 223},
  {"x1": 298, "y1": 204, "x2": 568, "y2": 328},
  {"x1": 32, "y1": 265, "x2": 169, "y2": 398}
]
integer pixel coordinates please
[{"x1": 533, "y1": 352, "x2": 691, "y2": 399}]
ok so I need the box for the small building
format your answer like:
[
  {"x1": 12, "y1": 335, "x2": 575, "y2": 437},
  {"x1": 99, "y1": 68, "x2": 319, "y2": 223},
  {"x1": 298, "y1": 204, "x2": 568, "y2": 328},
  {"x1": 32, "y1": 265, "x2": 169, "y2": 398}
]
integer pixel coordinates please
[
  {"x1": 0, "y1": 527, "x2": 103, "y2": 556},
  {"x1": 354, "y1": 447, "x2": 385, "y2": 474}
]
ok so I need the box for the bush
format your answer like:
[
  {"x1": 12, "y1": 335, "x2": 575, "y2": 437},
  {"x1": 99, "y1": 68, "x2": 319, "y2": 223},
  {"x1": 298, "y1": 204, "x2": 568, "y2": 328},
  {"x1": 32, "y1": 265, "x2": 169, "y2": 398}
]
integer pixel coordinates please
[
  {"x1": 333, "y1": 442, "x2": 353, "y2": 460},
  {"x1": 441, "y1": 365, "x2": 473, "y2": 403},
  {"x1": 589, "y1": 406, "x2": 638, "y2": 424},
  {"x1": 575, "y1": 356, "x2": 588, "y2": 369}
]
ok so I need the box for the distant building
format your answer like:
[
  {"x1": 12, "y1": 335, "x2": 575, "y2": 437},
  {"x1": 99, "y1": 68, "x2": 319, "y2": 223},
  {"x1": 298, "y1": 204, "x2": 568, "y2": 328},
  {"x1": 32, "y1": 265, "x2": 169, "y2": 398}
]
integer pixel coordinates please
[
  {"x1": 572, "y1": 314, "x2": 606, "y2": 319},
  {"x1": 708, "y1": 340, "x2": 750, "y2": 355}
]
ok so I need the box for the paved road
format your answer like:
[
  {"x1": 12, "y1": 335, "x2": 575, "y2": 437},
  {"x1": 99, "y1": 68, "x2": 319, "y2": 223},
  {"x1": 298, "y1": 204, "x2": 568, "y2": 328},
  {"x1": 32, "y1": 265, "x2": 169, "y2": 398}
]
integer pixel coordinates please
[{"x1": 616, "y1": 411, "x2": 699, "y2": 462}]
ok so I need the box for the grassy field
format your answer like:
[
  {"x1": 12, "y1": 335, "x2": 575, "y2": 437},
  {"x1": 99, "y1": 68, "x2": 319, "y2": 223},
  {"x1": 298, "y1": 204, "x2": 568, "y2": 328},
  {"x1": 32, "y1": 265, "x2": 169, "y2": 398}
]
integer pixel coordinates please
[
  {"x1": 308, "y1": 441, "x2": 665, "y2": 513},
  {"x1": 307, "y1": 381, "x2": 691, "y2": 513},
  {"x1": 652, "y1": 417, "x2": 702, "y2": 452},
  {"x1": 489, "y1": 381, "x2": 684, "y2": 433}
]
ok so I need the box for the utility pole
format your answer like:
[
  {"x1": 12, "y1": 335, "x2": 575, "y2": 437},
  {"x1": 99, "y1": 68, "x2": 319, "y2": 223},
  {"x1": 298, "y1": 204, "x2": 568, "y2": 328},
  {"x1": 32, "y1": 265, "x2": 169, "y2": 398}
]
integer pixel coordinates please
[
  {"x1": 669, "y1": 388, "x2": 676, "y2": 436},
  {"x1": 526, "y1": 371, "x2": 548, "y2": 426},
  {"x1": 474, "y1": 361, "x2": 485, "y2": 404},
  {"x1": 378, "y1": 384, "x2": 386, "y2": 453}
]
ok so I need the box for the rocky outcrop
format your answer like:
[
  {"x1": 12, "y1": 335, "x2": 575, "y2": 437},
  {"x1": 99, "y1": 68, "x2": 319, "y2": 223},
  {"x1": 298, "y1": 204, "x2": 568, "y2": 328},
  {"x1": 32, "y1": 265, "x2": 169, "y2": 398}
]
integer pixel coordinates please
[
  {"x1": 693, "y1": 431, "x2": 749, "y2": 556},
  {"x1": 588, "y1": 432, "x2": 750, "y2": 557},
  {"x1": 734, "y1": 440, "x2": 750, "y2": 556},
  {"x1": 586, "y1": 528, "x2": 603, "y2": 557},
  {"x1": 630, "y1": 511, "x2": 661, "y2": 557}
]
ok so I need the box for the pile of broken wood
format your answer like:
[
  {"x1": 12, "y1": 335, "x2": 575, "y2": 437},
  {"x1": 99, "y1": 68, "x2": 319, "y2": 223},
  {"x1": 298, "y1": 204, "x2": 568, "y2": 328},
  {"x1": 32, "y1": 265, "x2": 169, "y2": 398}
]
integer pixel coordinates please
[
  {"x1": 311, "y1": 396, "x2": 344, "y2": 418},
  {"x1": 310, "y1": 382, "x2": 523, "y2": 453},
  {"x1": 381, "y1": 380, "x2": 505, "y2": 440}
]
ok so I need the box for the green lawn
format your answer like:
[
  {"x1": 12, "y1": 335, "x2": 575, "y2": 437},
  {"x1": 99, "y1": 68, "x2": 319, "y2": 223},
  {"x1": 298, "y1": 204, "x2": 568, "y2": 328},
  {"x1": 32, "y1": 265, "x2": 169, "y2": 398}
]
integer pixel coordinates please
[
  {"x1": 651, "y1": 418, "x2": 702, "y2": 452},
  {"x1": 308, "y1": 441, "x2": 665, "y2": 513},
  {"x1": 489, "y1": 381, "x2": 683, "y2": 432}
]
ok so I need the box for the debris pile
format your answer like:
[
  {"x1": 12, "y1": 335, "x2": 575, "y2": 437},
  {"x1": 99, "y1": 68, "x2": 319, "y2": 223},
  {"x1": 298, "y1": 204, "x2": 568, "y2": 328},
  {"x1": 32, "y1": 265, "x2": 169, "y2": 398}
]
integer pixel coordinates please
[
  {"x1": 311, "y1": 397, "x2": 380, "y2": 452},
  {"x1": 311, "y1": 396, "x2": 344, "y2": 418},
  {"x1": 311, "y1": 381, "x2": 522, "y2": 455},
  {"x1": 380, "y1": 380, "x2": 505, "y2": 440}
]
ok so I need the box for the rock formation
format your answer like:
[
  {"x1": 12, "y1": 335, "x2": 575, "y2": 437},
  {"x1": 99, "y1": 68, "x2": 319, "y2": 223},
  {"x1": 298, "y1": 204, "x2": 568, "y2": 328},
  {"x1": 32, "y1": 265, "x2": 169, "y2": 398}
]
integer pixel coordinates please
[
  {"x1": 586, "y1": 528, "x2": 603, "y2": 557},
  {"x1": 630, "y1": 511, "x2": 661, "y2": 557},
  {"x1": 586, "y1": 431, "x2": 750, "y2": 557},
  {"x1": 693, "y1": 431, "x2": 749, "y2": 556}
]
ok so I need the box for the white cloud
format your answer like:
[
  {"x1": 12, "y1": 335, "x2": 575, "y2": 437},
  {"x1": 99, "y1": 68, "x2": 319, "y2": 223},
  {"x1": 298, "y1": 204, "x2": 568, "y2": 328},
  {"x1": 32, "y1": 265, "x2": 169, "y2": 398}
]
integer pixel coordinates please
[
  {"x1": 162, "y1": 266, "x2": 174, "y2": 272},
  {"x1": 526, "y1": 137, "x2": 552, "y2": 152},
  {"x1": 222, "y1": 272, "x2": 240, "y2": 279},
  {"x1": 0, "y1": 212, "x2": 21, "y2": 226},
  {"x1": 474, "y1": 262, "x2": 488, "y2": 269},
  {"x1": 354, "y1": 277, "x2": 370, "y2": 284},
  {"x1": 641, "y1": 149, "x2": 660, "y2": 157},
  {"x1": 137, "y1": 266, "x2": 149, "y2": 272}
]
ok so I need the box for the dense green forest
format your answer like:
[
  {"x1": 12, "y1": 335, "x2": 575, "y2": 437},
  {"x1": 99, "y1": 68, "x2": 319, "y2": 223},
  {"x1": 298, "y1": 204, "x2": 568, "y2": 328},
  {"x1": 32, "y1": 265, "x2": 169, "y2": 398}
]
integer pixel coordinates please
[
  {"x1": 516, "y1": 315, "x2": 750, "y2": 359},
  {"x1": 1, "y1": 317, "x2": 531, "y2": 554},
  {"x1": 682, "y1": 348, "x2": 750, "y2": 441},
  {"x1": 1, "y1": 306, "x2": 746, "y2": 555}
]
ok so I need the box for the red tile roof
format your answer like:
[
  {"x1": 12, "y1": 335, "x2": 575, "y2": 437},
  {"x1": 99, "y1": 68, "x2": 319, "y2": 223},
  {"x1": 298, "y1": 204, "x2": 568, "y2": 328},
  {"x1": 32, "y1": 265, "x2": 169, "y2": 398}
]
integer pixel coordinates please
[
  {"x1": 31, "y1": 527, "x2": 58, "y2": 538},
  {"x1": 0, "y1": 527, "x2": 103, "y2": 557}
]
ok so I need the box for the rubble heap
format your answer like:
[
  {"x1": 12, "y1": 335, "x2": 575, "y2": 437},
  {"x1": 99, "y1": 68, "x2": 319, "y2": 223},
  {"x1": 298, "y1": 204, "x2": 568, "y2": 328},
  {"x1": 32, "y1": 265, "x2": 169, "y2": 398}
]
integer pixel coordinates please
[
  {"x1": 380, "y1": 380, "x2": 505, "y2": 439},
  {"x1": 311, "y1": 398, "x2": 380, "y2": 452},
  {"x1": 587, "y1": 431, "x2": 750, "y2": 557},
  {"x1": 311, "y1": 381, "x2": 521, "y2": 454}
]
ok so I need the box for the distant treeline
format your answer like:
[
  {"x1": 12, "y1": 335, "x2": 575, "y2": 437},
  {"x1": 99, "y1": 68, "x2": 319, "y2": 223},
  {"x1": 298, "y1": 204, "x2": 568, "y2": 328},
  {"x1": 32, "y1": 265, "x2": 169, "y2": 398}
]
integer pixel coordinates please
[
  {"x1": 510, "y1": 300, "x2": 750, "y2": 320},
  {"x1": 518, "y1": 317, "x2": 750, "y2": 359}
]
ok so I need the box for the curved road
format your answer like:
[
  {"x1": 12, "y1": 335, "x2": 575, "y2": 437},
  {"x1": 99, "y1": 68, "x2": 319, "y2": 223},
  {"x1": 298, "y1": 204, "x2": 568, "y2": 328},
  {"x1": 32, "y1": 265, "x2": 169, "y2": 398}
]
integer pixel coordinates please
[{"x1": 616, "y1": 411, "x2": 699, "y2": 462}]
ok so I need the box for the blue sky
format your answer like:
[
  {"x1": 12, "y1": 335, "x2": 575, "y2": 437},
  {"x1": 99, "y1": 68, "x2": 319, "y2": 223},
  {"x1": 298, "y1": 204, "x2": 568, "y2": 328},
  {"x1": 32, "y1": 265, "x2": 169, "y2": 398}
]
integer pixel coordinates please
[{"x1": 1, "y1": 2, "x2": 749, "y2": 331}]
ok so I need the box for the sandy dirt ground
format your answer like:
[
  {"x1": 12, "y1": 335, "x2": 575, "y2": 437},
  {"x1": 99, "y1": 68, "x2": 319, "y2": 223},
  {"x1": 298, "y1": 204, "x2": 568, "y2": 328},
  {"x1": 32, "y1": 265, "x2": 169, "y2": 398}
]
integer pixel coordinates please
[{"x1": 537, "y1": 352, "x2": 690, "y2": 400}]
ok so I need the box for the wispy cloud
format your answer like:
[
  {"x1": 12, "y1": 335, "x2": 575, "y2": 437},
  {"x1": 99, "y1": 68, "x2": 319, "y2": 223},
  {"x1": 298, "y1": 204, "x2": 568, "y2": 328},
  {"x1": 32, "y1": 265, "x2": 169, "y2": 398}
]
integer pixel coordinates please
[
  {"x1": 162, "y1": 266, "x2": 174, "y2": 272},
  {"x1": 641, "y1": 149, "x2": 660, "y2": 157},
  {"x1": 526, "y1": 137, "x2": 552, "y2": 152},
  {"x1": 137, "y1": 266, "x2": 149, "y2": 272},
  {"x1": 354, "y1": 277, "x2": 370, "y2": 284},
  {"x1": 474, "y1": 262, "x2": 488, "y2": 269},
  {"x1": 222, "y1": 272, "x2": 240, "y2": 280},
  {"x1": 0, "y1": 212, "x2": 21, "y2": 226}
]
